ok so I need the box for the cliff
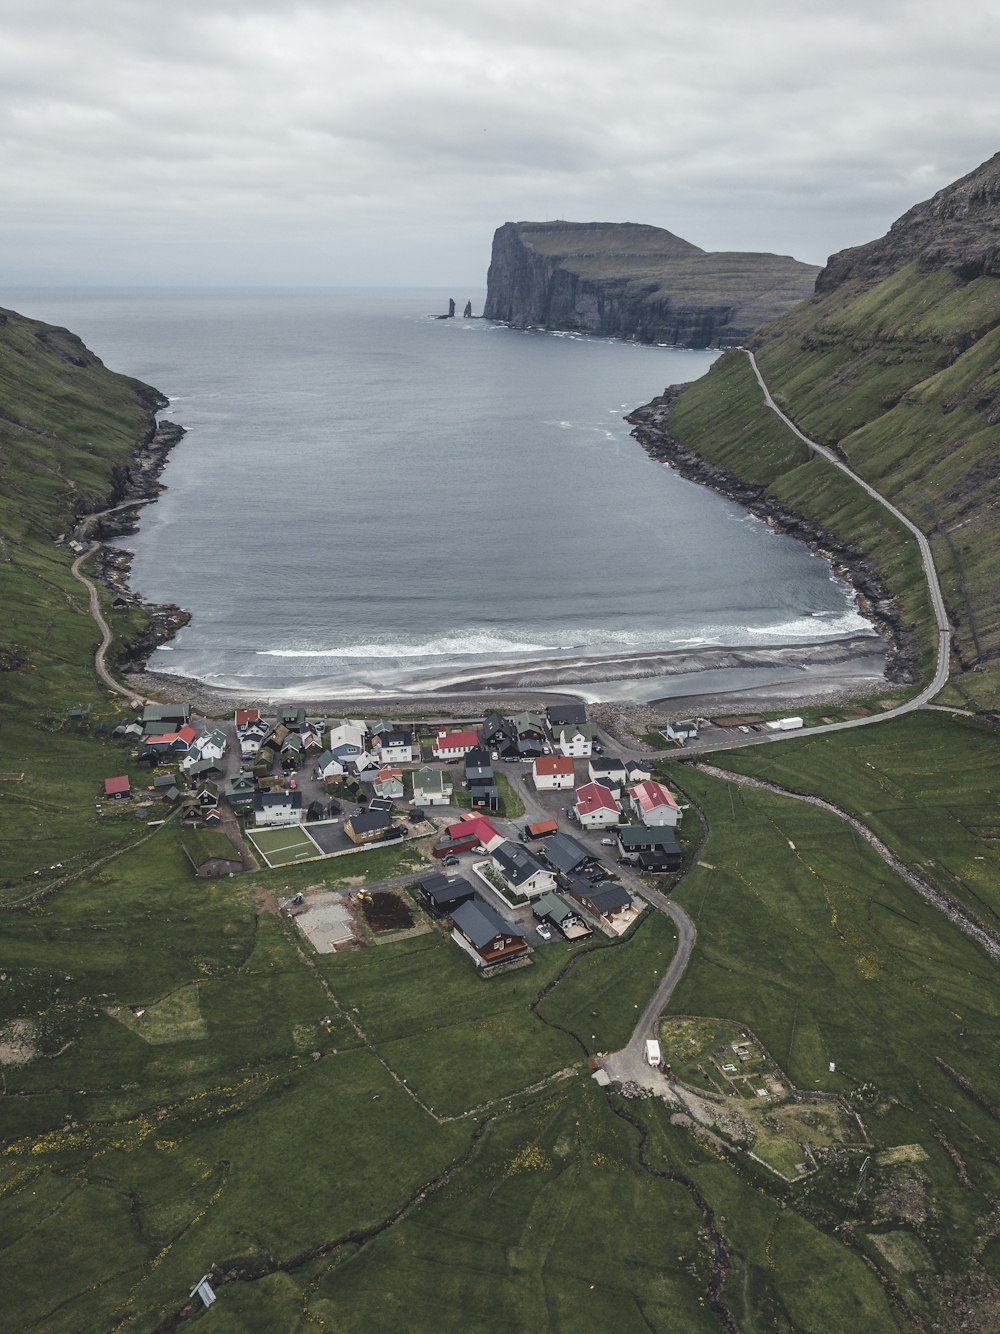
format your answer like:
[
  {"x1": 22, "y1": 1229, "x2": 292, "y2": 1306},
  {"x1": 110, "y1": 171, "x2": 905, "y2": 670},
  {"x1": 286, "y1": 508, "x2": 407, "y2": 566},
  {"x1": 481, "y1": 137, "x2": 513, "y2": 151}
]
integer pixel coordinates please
[
  {"x1": 483, "y1": 220, "x2": 820, "y2": 347},
  {"x1": 645, "y1": 151, "x2": 1000, "y2": 710}
]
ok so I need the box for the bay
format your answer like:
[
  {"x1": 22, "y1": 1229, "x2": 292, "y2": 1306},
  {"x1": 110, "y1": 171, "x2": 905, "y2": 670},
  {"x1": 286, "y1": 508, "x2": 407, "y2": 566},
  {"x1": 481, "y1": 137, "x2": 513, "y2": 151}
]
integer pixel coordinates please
[{"x1": 8, "y1": 286, "x2": 877, "y2": 700}]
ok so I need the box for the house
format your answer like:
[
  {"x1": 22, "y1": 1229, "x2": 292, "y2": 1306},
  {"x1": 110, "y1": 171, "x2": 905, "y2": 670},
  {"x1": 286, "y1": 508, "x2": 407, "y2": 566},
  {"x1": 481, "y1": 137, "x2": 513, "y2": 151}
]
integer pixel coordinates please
[
  {"x1": 194, "y1": 780, "x2": 219, "y2": 812},
  {"x1": 532, "y1": 891, "x2": 591, "y2": 940},
  {"x1": 343, "y1": 809, "x2": 394, "y2": 845},
  {"x1": 557, "y1": 723, "x2": 596, "y2": 759},
  {"x1": 182, "y1": 828, "x2": 244, "y2": 878},
  {"x1": 463, "y1": 747, "x2": 493, "y2": 785},
  {"x1": 623, "y1": 759, "x2": 653, "y2": 785},
  {"x1": 616, "y1": 824, "x2": 682, "y2": 871},
  {"x1": 235, "y1": 707, "x2": 261, "y2": 728},
  {"x1": 306, "y1": 800, "x2": 325, "y2": 822},
  {"x1": 317, "y1": 750, "x2": 345, "y2": 780},
  {"x1": 532, "y1": 755, "x2": 576, "y2": 791},
  {"x1": 479, "y1": 712, "x2": 518, "y2": 758},
  {"x1": 142, "y1": 703, "x2": 191, "y2": 733},
  {"x1": 300, "y1": 729, "x2": 324, "y2": 756},
  {"x1": 149, "y1": 773, "x2": 181, "y2": 803},
  {"x1": 512, "y1": 711, "x2": 546, "y2": 743},
  {"x1": 253, "y1": 790, "x2": 304, "y2": 827},
  {"x1": 280, "y1": 732, "x2": 304, "y2": 768},
  {"x1": 546, "y1": 703, "x2": 587, "y2": 731},
  {"x1": 351, "y1": 756, "x2": 383, "y2": 785},
  {"x1": 371, "y1": 728, "x2": 415, "y2": 764},
  {"x1": 191, "y1": 729, "x2": 228, "y2": 762},
  {"x1": 330, "y1": 740, "x2": 366, "y2": 768},
  {"x1": 588, "y1": 756, "x2": 627, "y2": 786},
  {"x1": 432, "y1": 729, "x2": 479, "y2": 761},
  {"x1": 104, "y1": 775, "x2": 131, "y2": 801},
  {"x1": 277, "y1": 706, "x2": 307, "y2": 732},
  {"x1": 468, "y1": 780, "x2": 499, "y2": 811},
  {"x1": 415, "y1": 873, "x2": 476, "y2": 918},
  {"x1": 434, "y1": 814, "x2": 503, "y2": 859},
  {"x1": 539, "y1": 831, "x2": 594, "y2": 877},
  {"x1": 574, "y1": 782, "x2": 620, "y2": 829},
  {"x1": 451, "y1": 898, "x2": 528, "y2": 967},
  {"x1": 223, "y1": 771, "x2": 256, "y2": 814},
  {"x1": 490, "y1": 841, "x2": 557, "y2": 899},
  {"x1": 182, "y1": 757, "x2": 225, "y2": 782},
  {"x1": 664, "y1": 719, "x2": 699, "y2": 744},
  {"x1": 373, "y1": 767, "x2": 404, "y2": 800},
  {"x1": 203, "y1": 807, "x2": 222, "y2": 827},
  {"x1": 629, "y1": 779, "x2": 681, "y2": 828},
  {"x1": 144, "y1": 723, "x2": 198, "y2": 754},
  {"x1": 412, "y1": 767, "x2": 453, "y2": 806},
  {"x1": 565, "y1": 880, "x2": 633, "y2": 926},
  {"x1": 328, "y1": 721, "x2": 368, "y2": 759}
]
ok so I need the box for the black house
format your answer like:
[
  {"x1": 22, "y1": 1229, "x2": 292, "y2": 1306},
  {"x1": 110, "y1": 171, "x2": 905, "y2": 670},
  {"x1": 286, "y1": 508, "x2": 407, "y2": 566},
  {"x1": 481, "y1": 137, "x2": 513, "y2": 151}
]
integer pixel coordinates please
[{"x1": 415, "y1": 873, "x2": 475, "y2": 917}]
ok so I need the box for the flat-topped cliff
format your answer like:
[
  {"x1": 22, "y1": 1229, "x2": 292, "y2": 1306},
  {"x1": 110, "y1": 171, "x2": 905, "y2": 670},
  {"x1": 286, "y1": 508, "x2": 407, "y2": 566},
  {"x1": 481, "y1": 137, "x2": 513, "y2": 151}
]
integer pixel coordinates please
[{"x1": 483, "y1": 220, "x2": 820, "y2": 347}]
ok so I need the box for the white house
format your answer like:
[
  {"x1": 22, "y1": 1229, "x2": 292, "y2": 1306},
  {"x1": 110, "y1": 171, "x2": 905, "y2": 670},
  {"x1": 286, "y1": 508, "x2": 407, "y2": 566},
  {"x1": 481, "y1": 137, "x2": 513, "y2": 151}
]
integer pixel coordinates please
[
  {"x1": 532, "y1": 755, "x2": 576, "y2": 791},
  {"x1": 557, "y1": 723, "x2": 596, "y2": 759},
  {"x1": 373, "y1": 767, "x2": 405, "y2": 800},
  {"x1": 253, "y1": 790, "x2": 304, "y2": 827},
  {"x1": 664, "y1": 720, "x2": 699, "y2": 744},
  {"x1": 316, "y1": 750, "x2": 345, "y2": 780},
  {"x1": 372, "y1": 729, "x2": 415, "y2": 764},
  {"x1": 629, "y1": 779, "x2": 681, "y2": 828},
  {"x1": 412, "y1": 767, "x2": 453, "y2": 806},
  {"x1": 588, "y1": 756, "x2": 627, "y2": 786},
  {"x1": 490, "y1": 841, "x2": 557, "y2": 899},
  {"x1": 195, "y1": 729, "x2": 228, "y2": 761},
  {"x1": 432, "y1": 729, "x2": 479, "y2": 761},
  {"x1": 574, "y1": 782, "x2": 620, "y2": 830}
]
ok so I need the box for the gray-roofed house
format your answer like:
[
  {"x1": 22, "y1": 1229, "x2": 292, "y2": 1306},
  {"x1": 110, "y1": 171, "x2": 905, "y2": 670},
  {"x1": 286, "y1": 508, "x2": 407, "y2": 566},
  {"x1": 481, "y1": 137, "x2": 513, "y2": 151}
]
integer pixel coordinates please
[
  {"x1": 490, "y1": 841, "x2": 557, "y2": 899},
  {"x1": 451, "y1": 898, "x2": 529, "y2": 966},
  {"x1": 253, "y1": 790, "x2": 304, "y2": 827},
  {"x1": 344, "y1": 809, "x2": 394, "y2": 845},
  {"x1": 531, "y1": 891, "x2": 591, "y2": 940},
  {"x1": 546, "y1": 703, "x2": 587, "y2": 729},
  {"x1": 616, "y1": 824, "x2": 682, "y2": 871},
  {"x1": 412, "y1": 767, "x2": 453, "y2": 806},
  {"x1": 415, "y1": 873, "x2": 476, "y2": 917},
  {"x1": 565, "y1": 880, "x2": 633, "y2": 925},
  {"x1": 540, "y1": 832, "x2": 594, "y2": 876}
]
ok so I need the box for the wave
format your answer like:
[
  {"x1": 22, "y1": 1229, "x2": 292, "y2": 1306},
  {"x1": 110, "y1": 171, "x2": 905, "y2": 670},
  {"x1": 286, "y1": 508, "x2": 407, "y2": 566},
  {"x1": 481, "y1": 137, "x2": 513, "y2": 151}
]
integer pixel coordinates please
[{"x1": 256, "y1": 631, "x2": 564, "y2": 660}]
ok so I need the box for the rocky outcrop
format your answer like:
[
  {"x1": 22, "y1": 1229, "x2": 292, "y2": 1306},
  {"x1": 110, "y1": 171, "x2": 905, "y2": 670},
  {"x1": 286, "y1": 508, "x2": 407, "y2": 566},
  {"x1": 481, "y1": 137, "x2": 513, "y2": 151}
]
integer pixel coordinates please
[
  {"x1": 484, "y1": 221, "x2": 819, "y2": 347},
  {"x1": 818, "y1": 151, "x2": 1000, "y2": 292}
]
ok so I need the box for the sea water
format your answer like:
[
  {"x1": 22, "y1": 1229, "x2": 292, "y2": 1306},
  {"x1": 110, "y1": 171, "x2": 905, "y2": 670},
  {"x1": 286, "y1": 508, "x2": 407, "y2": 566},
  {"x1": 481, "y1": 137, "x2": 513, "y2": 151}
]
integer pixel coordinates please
[{"x1": 8, "y1": 286, "x2": 877, "y2": 698}]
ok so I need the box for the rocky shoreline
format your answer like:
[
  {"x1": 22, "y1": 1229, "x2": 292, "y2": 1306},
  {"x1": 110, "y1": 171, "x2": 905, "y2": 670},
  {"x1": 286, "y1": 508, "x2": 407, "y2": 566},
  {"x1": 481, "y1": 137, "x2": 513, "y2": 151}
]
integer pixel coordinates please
[{"x1": 626, "y1": 387, "x2": 917, "y2": 685}]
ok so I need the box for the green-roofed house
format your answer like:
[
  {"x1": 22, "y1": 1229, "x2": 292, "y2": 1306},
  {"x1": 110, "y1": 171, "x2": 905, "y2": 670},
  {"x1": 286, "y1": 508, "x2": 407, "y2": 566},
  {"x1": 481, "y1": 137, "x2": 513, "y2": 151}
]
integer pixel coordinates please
[
  {"x1": 531, "y1": 891, "x2": 591, "y2": 940},
  {"x1": 412, "y1": 767, "x2": 453, "y2": 806}
]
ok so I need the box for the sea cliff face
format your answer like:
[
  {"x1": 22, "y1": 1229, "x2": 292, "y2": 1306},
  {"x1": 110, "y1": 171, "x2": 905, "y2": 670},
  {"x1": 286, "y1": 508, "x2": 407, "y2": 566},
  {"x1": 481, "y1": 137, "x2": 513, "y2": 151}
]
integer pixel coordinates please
[{"x1": 484, "y1": 220, "x2": 820, "y2": 347}]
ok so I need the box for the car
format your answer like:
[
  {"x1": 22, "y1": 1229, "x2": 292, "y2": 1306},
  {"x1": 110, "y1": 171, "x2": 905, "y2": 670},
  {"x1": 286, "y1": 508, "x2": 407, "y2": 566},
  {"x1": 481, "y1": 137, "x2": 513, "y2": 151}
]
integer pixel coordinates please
[
  {"x1": 737, "y1": 725, "x2": 751, "y2": 734},
  {"x1": 441, "y1": 855, "x2": 460, "y2": 866},
  {"x1": 600, "y1": 837, "x2": 615, "y2": 846},
  {"x1": 289, "y1": 776, "x2": 298, "y2": 789},
  {"x1": 536, "y1": 924, "x2": 553, "y2": 941}
]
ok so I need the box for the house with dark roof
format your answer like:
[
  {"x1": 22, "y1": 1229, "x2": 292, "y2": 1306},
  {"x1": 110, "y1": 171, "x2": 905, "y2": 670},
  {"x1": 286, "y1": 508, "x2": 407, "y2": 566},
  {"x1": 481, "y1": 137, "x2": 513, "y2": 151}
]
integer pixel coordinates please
[
  {"x1": 623, "y1": 759, "x2": 653, "y2": 785},
  {"x1": 532, "y1": 891, "x2": 591, "y2": 940},
  {"x1": 142, "y1": 703, "x2": 191, "y2": 733},
  {"x1": 371, "y1": 729, "x2": 415, "y2": 763},
  {"x1": 565, "y1": 879, "x2": 633, "y2": 925},
  {"x1": 664, "y1": 719, "x2": 699, "y2": 744},
  {"x1": 415, "y1": 873, "x2": 476, "y2": 918},
  {"x1": 253, "y1": 790, "x2": 304, "y2": 827},
  {"x1": 479, "y1": 712, "x2": 518, "y2": 757},
  {"x1": 343, "y1": 809, "x2": 394, "y2": 845},
  {"x1": 490, "y1": 841, "x2": 557, "y2": 899},
  {"x1": 451, "y1": 898, "x2": 528, "y2": 967},
  {"x1": 223, "y1": 771, "x2": 256, "y2": 813},
  {"x1": 539, "y1": 832, "x2": 594, "y2": 876},
  {"x1": 616, "y1": 824, "x2": 682, "y2": 871},
  {"x1": 277, "y1": 706, "x2": 307, "y2": 732},
  {"x1": 589, "y1": 756, "x2": 627, "y2": 786},
  {"x1": 512, "y1": 712, "x2": 546, "y2": 742},
  {"x1": 546, "y1": 703, "x2": 587, "y2": 730},
  {"x1": 464, "y1": 747, "x2": 493, "y2": 784}
]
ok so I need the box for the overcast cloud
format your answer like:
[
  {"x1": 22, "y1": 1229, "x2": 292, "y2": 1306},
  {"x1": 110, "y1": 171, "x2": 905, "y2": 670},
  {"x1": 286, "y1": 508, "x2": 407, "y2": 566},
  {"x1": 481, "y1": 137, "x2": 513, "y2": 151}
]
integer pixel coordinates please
[{"x1": 2, "y1": 0, "x2": 998, "y2": 286}]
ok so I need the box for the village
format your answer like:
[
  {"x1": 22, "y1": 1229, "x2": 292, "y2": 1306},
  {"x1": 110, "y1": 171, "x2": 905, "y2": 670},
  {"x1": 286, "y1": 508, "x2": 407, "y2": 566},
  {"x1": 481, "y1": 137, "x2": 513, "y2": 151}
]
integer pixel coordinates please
[{"x1": 99, "y1": 700, "x2": 698, "y2": 975}]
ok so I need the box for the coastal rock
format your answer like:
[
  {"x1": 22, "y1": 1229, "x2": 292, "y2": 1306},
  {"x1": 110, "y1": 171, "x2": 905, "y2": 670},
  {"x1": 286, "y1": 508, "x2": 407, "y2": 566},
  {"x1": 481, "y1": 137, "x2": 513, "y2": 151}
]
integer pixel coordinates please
[
  {"x1": 484, "y1": 221, "x2": 819, "y2": 348},
  {"x1": 463, "y1": 301, "x2": 472, "y2": 318}
]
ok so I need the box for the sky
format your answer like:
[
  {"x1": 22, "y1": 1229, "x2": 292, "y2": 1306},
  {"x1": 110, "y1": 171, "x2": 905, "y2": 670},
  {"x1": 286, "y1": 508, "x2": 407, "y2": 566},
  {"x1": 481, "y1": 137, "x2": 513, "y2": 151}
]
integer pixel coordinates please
[{"x1": 3, "y1": 0, "x2": 999, "y2": 288}]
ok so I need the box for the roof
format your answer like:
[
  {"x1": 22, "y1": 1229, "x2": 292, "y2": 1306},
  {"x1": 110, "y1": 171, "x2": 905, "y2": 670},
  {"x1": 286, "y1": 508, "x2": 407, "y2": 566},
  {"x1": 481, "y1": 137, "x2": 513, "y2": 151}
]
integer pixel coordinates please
[
  {"x1": 413, "y1": 767, "x2": 447, "y2": 792},
  {"x1": 451, "y1": 898, "x2": 523, "y2": 949},
  {"x1": 585, "y1": 883, "x2": 633, "y2": 914},
  {"x1": 546, "y1": 703, "x2": 587, "y2": 726},
  {"x1": 630, "y1": 780, "x2": 678, "y2": 813},
  {"x1": 533, "y1": 891, "x2": 581, "y2": 923},
  {"x1": 559, "y1": 722, "x2": 596, "y2": 742},
  {"x1": 589, "y1": 756, "x2": 625, "y2": 776},
  {"x1": 104, "y1": 775, "x2": 130, "y2": 795},
  {"x1": 446, "y1": 814, "x2": 498, "y2": 845},
  {"x1": 434, "y1": 729, "x2": 479, "y2": 750},
  {"x1": 541, "y1": 832, "x2": 593, "y2": 874},
  {"x1": 492, "y1": 840, "x2": 549, "y2": 888},
  {"x1": 376, "y1": 729, "x2": 410, "y2": 747},
  {"x1": 533, "y1": 755, "x2": 575, "y2": 777},
  {"x1": 347, "y1": 809, "x2": 393, "y2": 835},
  {"x1": 512, "y1": 711, "x2": 545, "y2": 733},
  {"x1": 235, "y1": 708, "x2": 260, "y2": 727},
  {"x1": 254, "y1": 790, "x2": 303, "y2": 810},
  {"x1": 575, "y1": 782, "x2": 618, "y2": 816},
  {"x1": 617, "y1": 824, "x2": 679, "y2": 848},
  {"x1": 376, "y1": 766, "x2": 402, "y2": 781},
  {"x1": 419, "y1": 873, "x2": 474, "y2": 905}
]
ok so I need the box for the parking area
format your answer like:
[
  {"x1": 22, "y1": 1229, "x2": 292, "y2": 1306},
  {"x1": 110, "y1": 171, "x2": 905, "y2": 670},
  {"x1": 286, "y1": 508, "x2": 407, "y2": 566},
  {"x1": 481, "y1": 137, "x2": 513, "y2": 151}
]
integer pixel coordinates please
[{"x1": 305, "y1": 818, "x2": 353, "y2": 855}]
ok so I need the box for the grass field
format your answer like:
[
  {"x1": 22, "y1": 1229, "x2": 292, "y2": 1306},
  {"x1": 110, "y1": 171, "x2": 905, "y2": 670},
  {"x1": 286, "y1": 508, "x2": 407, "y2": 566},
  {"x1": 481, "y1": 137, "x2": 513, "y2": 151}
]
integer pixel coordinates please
[{"x1": 247, "y1": 823, "x2": 318, "y2": 867}]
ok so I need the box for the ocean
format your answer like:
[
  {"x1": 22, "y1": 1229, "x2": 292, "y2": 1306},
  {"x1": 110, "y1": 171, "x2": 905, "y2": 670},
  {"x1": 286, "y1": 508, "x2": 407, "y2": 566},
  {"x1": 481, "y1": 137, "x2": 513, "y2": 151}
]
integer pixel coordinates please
[{"x1": 9, "y1": 286, "x2": 879, "y2": 701}]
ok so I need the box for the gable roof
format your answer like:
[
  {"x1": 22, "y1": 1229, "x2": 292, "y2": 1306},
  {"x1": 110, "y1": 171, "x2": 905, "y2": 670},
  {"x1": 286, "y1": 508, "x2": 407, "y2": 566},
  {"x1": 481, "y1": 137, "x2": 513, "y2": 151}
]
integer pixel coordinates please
[
  {"x1": 583, "y1": 882, "x2": 632, "y2": 914},
  {"x1": 617, "y1": 824, "x2": 679, "y2": 848},
  {"x1": 104, "y1": 775, "x2": 130, "y2": 795},
  {"x1": 347, "y1": 809, "x2": 393, "y2": 836},
  {"x1": 235, "y1": 708, "x2": 260, "y2": 727},
  {"x1": 419, "y1": 873, "x2": 474, "y2": 905},
  {"x1": 541, "y1": 832, "x2": 593, "y2": 874},
  {"x1": 533, "y1": 755, "x2": 575, "y2": 777},
  {"x1": 547, "y1": 703, "x2": 587, "y2": 726},
  {"x1": 533, "y1": 891, "x2": 582, "y2": 924},
  {"x1": 446, "y1": 814, "x2": 498, "y2": 845},
  {"x1": 491, "y1": 840, "x2": 549, "y2": 888},
  {"x1": 630, "y1": 779, "x2": 679, "y2": 812},
  {"x1": 575, "y1": 782, "x2": 618, "y2": 815},
  {"x1": 434, "y1": 729, "x2": 479, "y2": 750},
  {"x1": 451, "y1": 898, "x2": 523, "y2": 948},
  {"x1": 413, "y1": 766, "x2": 447, "y2": 792}
]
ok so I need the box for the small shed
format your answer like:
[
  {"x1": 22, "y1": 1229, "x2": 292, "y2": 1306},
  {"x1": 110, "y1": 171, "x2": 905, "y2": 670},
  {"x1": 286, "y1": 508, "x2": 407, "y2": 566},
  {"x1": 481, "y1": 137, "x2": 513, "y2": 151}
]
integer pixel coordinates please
[{"x1": 104, "y1": 775, "x2": 131, "y2": 801}]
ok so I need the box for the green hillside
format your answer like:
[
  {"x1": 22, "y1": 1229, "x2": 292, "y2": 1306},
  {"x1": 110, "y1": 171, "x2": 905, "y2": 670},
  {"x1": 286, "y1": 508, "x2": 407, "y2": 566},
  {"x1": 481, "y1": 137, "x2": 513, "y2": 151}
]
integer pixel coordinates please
[{"x1": 655, "y1": 154, "x2": 1000, "y2": 710}]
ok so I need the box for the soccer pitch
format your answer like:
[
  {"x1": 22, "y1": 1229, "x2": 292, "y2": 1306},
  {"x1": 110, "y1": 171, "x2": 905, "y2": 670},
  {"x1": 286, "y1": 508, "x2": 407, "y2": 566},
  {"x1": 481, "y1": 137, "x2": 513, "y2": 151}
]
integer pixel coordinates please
[{"x1": 248, "y1": 824, "x2": 319, "y2": 867}]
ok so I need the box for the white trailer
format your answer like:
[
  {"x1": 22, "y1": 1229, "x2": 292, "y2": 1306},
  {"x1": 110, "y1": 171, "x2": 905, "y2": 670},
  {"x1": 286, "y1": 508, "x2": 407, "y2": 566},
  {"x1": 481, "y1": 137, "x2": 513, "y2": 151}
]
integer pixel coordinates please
[
  {"x1": 644, "y1": 1039, "x2": 661, "y2": 1067},
  {"x1": 766, "y1": 716, "x2": 803, "y2": 731}
]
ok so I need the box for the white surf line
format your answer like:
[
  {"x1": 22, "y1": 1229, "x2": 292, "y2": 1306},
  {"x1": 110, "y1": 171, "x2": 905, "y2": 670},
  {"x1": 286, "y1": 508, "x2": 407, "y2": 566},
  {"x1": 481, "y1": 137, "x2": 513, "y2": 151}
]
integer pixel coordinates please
[{"x1": 738, "y1": 349, "x2": 952, "y2": 739}]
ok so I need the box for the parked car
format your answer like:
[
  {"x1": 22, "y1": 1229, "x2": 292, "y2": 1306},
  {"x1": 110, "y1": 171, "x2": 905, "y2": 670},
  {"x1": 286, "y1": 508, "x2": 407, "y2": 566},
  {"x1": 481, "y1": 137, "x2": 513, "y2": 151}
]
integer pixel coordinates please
[
  {"x1": 536, "y1": 924, "x2": 553, "y2": 942},
  {"x1": 442, "y1": 855, "x2": 460, "y2": 866},
  {"x1": 600, "y1": 837, "x2": 615, "y2": 846}
]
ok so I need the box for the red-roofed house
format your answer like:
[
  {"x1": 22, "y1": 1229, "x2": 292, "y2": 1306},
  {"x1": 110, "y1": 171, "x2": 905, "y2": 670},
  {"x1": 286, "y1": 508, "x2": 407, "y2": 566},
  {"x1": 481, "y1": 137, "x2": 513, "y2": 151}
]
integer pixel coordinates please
[
  {"x1": 235, "y1": 708, "x2": 261, "y2": 728},
  {"x1": 452, "y1": 814, "x2": 503, "y2": 851},
  {"x1": 104, "y1": 775, "x2": 131, "y2": 800},
  {"x1": 532, "y1": 755, "x2": 576, "y2": 791},
  {"x1": 373, "y1": 766, "x2": 404, "y2": 799},
  {"x1": 629, "y1": 780, "x2": 681, "y2": 828},
  {"x1": 144, "y1": 723, "x2": 198, "y2": 753},
  {"x1": 432, "y1": 729, "x2": 479, "y2": 761},
  {"x1": 574, "y1": 781, "x2": 620, "y2": 830}
]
